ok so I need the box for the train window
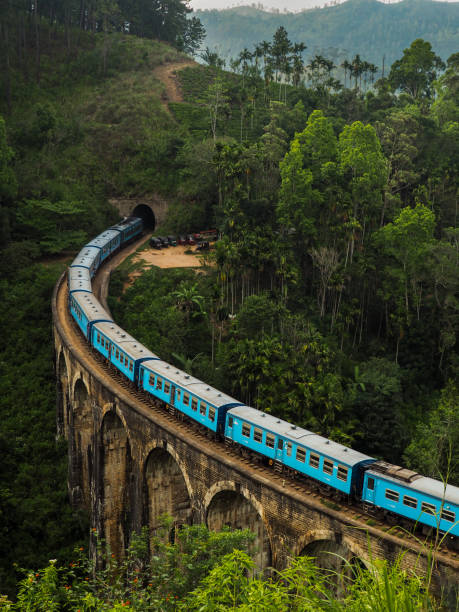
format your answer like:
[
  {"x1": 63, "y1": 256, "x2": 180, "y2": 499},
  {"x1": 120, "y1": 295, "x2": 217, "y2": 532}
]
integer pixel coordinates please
[
  {"x1": 97, "y1": 333, "x2": 100, "y2": 343},
  {"x1": 337, "y1": 466, "x2": 348, "y2": 481},
  {"x1": 385, "y1": 489, "x2": 399, "y2": 503},
  {"x1": 116, "y1": 349, "x2": 119, "y2": 359},
  {"x1": 403, "y1": 495, "x2": 417, "y2": 509},
  {"x1": 164, "y1": 382, "x2": 170, "y2": 394},
  {"x1": 309, "y1": 453, "x2": 319, "y2": 468},
  {"x1": 421, "y1": 502, "x2": 436, "y2": 515},
  {"x1": 242, "y1": 423, "x2": 251, "y2": 438},
  {"x1": 129, "y1": 361, "x2": 133, "y2": 372},
  {"x1": 254, "y1": 428, "x2": 262, "y2": 443},
  {"x1": 200, "y1": 402, "x2": 207, "y2": 416},
  {"x1": 191, "y1": 398, "x2": 198, "y2": 411},
  {"x1": 176, "y1": 388, "x2": 181, "y2": 400},
  {"x1": 149, "y1": 374, "x2": 154, "y2": 386},
  {"x1": 286, "y1": 442, "x2": 292, "y2": 456},
  {"x1": 323, "y1": 460, "x2": 334, "y2": 475},
  {"x1": 156, "y1": 377, "x2": 162, "y2": 390},
  {"x1": 183, "y1": 392, "x2": 190, "y2": 405},
  {"x1": 441, "y1": 509, "x2": 455, "y2": 522},
  {"x1": 296, "y1": 448, "x2": 306, "y2": 463},
  {"x1": 367, "y1": 477, "x2": 375, "y2": 490},
  {"x1": 228, "y1": 416, "x2": 233, "y2": 428},
  {"x1": 209, "y1": 407, "x2": 216, "y2": 422},
  {"x1": 277, "y1": 438, "x2": 283, "y2": 450},
  {"x1": 266, "y1": 434, "x2": 275, "y2": 448}
]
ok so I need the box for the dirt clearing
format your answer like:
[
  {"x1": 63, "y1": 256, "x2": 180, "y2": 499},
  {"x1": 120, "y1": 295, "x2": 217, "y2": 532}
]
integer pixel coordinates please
[{"x1": 133, "y1": 245, "x2": 204, "y2": 269}]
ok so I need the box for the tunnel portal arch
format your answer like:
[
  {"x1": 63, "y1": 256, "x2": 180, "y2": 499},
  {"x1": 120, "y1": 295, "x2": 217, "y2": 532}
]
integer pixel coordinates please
[{"x1": 132, "y1": 203, "x2": 155, "y2": 229}]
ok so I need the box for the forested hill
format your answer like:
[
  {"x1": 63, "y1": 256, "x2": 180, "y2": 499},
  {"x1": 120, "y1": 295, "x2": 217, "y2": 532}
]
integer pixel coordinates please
[{"x1": 196, "y1": 0, "x2": 459, "y2": 68}]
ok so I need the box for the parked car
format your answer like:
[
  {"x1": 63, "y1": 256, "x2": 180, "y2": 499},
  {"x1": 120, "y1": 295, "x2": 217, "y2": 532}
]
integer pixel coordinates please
[
  {"x1": 150, "y1": 237, "x2": 162, "y2": 249},
  {"x1": 178, "y1": 235, "x2": 187, "y2": 245},
  {"x1": 158, "y1": 236, "x2": 169, "y2": 248},
  {"x1": 196, "y1": 241, "x2": 210, "y2": 251},
  {"x1": 199, "y1": 229, "x2": 218, "y2": 241},
  {"x1": 186, "y1": 234, "x2": 196, "y2": 245},
  {"x1": 167, "y1": 235, "x2": 177, "y2": 246}
]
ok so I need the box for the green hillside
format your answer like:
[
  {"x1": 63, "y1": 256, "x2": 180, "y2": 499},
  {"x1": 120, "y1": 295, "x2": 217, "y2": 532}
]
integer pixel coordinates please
[{"x1": 197, "y1": 0, "x2": 459, "y2": 69}]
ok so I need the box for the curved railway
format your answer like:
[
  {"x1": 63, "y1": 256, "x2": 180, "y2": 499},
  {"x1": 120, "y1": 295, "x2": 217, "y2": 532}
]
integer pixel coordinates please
[{"x1": 53, "y1": 231, "x2": 459, "y2": 576}]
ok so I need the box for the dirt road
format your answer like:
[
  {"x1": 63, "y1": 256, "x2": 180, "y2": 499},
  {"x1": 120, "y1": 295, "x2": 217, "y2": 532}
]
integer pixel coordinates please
[{"x1": 153, "y1": 60, "x2": 196, "y2": 108}]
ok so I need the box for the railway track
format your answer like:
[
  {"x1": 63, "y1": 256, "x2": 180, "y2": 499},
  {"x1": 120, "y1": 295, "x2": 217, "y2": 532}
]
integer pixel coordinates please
[{"x1": 54, "y1": 236, "x2": 459, "y2": 568}]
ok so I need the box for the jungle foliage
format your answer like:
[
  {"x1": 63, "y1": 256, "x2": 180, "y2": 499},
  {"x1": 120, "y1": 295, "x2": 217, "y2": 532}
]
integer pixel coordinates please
[
  {"x1": 0, "y1": 8, "x2": 458, "y2": 603},
  {"x1": 0, "y1": 520, "x2": 441, "y2": 610}
]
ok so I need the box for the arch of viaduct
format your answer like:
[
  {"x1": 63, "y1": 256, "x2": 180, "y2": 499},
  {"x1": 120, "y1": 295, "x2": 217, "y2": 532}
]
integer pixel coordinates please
[{"x1": 52, "y1": 233, "x2": 459, "y2": 603}]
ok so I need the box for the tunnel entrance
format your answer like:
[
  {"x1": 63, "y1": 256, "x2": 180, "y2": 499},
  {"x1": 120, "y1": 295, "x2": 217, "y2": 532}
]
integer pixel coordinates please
[{"x1": 132, "y1": 204, "x2": 155, "y2": 230}]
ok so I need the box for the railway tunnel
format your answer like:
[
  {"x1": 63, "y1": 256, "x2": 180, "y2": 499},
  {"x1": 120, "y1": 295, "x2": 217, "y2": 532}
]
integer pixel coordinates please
[
  {"x1": 132, "y1": 203, "x2": 156, "y2": 230},
  {"x1": 109, "y1": 198, "x2": 168, "y2": 230}
]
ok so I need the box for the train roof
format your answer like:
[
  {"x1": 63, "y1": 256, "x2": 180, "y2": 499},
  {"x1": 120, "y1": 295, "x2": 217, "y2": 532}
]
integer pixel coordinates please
[
  {"x1": 229, "y1": 406, "x2": 375, "y2": 467},
  {"x1": 72, "y1": 292, "x2": 113, "y2": 323},
  {"x1": 94, "y1": 321, "x2": 158, "y2": 362},
  {"x1": 142, "y1": 360, "x2": 243, "y2": 408},
  {"x1": 86, "y1": 229, "x2": 120, "y2": 249},
  {"x1": 366, "y1": 462, "x2": 459, "y2": 506},
  {"x1": 110, "y1": 217, "x2": 142, "y2": 233},
  {"x1": 70, "y1": 246, "x2": 100, "y2": 269},
  {"x1": 68, "y1": 267, "x2": 92, "y2": 293}
]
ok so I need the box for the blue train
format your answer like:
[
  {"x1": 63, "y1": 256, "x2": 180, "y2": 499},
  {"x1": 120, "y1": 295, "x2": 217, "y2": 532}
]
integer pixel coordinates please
[{"x1": 68, "y1": 217, "x2": 459, "y2": 547}]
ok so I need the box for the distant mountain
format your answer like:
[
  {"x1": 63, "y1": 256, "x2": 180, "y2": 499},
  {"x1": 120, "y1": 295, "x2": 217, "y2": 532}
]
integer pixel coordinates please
[{"x1": 196, "y1": 0, "x2": 459, "y2": 71}]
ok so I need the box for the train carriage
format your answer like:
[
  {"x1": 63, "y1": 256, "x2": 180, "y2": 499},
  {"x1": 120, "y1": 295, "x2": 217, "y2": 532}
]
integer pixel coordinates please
[
  {"x1": 70, "y1": 291, "x2": 113, "y2": 339},
  {"x1": 225, "y1": 407, "x2": 374, "y2": 495},
  {"x1": 139, "y1": 360, "x2": 243, "y2": 433},
  {"x1": 362, "y1": 462, "x2": 459, "y2": 538},
  {"x1": 68, "y1": 267, "x2": 92, "y2": 294},
  {"x1": 86, "y1": 229, "x2": 121, "y2": 265},
  {"x1": 110, "y1": 217, "x2": 143, "y2": 245},
  {"x1": 91, "y1": 321, "x2": 158, "y2": 383},
  {"x1": 70, "y1": 245, "x2": 102, "y2": 278}
]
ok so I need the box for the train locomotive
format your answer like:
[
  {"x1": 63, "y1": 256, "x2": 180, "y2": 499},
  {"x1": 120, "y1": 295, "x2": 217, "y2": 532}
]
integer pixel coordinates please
[{"x1": 67, "y1": 217, "x2": 459, "y2": 547}]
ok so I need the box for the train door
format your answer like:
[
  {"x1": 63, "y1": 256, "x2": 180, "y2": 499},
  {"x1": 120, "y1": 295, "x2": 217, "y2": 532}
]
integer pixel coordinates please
[
  {"x1": 364, "y1": 474, "x2": 376, "y2": 503},
  {"x1": 275, "y1": 438, "x2": 284, "y2": 461},
  {"x1": 170, "y1": 384, "x2": 176, "y2": 407}
]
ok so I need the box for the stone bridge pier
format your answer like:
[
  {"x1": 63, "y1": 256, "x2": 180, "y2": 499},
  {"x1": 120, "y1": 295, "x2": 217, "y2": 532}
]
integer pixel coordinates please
[{"x1": 53, "y1": 274, "x2": 459, "y2": 606}]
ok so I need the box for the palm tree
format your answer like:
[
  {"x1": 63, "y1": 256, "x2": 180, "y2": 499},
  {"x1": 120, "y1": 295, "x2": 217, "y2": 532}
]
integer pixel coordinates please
[
  {"x1": 171, "y1": 282, "x2": 206, "y2": 321},
  {"x1": 341, "y1": 59, "x2": 351, "y2": 89}
]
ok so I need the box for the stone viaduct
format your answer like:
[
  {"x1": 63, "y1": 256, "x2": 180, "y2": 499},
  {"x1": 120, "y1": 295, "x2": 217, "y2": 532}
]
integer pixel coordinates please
[{"x1": 52, "y1": 208, "x2": 459, "y2": 604}]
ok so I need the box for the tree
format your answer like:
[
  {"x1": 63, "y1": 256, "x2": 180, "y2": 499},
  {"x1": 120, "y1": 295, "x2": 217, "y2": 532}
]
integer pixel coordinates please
[
  {"x1": 374, "y1": 203, "x2": 436, "y2": 361},
  {"x1": 177, "y1": 16, "x2": 205, "y2": 56},
  {"x1": 404, "y1": 381, "x2": 459, "y2": 486},
  {"x1": 171, "y1": 281, "x2": 206, "y2": 321},
  {"x1": 338, "y1": 121, "x2": 388, "y2": 265},
  {"x1": 200, "y1": 77, "x2": 229, "y2": 143},
  {"x1": 200, "y1": 47, "x2": 225, "y2": 69},
  {"x1": 0, "y1": 115, "x2": 17, "y2": 204},
  {"x1": 389, "y1": 38, "x2": 445, "y2": 99}
]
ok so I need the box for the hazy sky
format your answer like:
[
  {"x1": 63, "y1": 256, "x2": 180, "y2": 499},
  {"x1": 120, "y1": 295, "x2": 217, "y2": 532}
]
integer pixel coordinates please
[
  {"x1": 190, "y1": 0, "x2": 458, "y2": 10},
  {"x1": 190, "y1": 0, "x2": 337, "y2": 9}
]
